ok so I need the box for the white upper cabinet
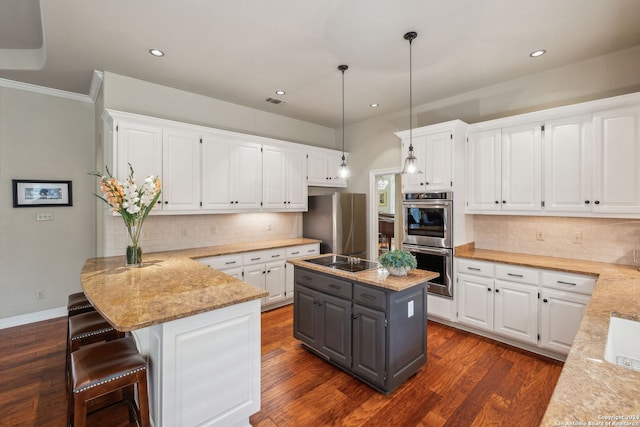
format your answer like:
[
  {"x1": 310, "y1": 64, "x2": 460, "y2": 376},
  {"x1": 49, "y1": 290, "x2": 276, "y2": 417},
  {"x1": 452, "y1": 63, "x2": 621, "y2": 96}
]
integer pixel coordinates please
[
  {"x1": 202, "y1": 132, "x2": 262, "y2": 211},
  {"x1": 592, "y1": 106, "x2": 640, "y2": 214},
  {"x1": 544, "y1": 116, "x2": 593, "y2": 212},
  {"x1": 400, "y1": 131, "x2": 453, "y2": 192},
  {"x1": 500, "y1": 123, "x2": 542, "y2": 212},
  {"x1": 113, "y1": 120, "x2": 164, "y2": 208},
  {"x1": 466, "y1": 129, "x2": 502, "y2": 211},
  {"x1": 162, "y1": 126, "x2": 202, "y2": 211},
  {"x1": 262, "y1": 145, "x2": 308, "y2": 210},
  {"x1": 307, "y1": 149, "x2": 347, "y2": 187}
]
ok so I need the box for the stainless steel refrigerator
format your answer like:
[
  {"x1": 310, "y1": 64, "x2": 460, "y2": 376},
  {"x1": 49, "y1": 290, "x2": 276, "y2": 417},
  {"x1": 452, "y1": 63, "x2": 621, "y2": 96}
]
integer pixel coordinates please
[{"x1": 303, "y1": 193, "x2": 367, "y2": 257}]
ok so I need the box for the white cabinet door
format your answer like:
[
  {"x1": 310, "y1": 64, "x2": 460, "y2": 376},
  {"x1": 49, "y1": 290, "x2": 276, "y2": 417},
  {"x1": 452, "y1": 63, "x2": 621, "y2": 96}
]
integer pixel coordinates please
[
  {"x1": 232, "y1": 140, "x2": 263, "y2": 210},
  {"x1": 243, "y1": 264, "x2": 266, "y2": 304},
  {"x1": 424, "y1": 131, "x2": 453, "y2": 190},
  {"x1": 400, "y1": 135, "x2": 427, "y2": 192},
  {"x1": 162, "y1": 127, "x2": 201, "y2": 211},
  {"x1": 466, "y1": 129, "x2": 502, "y2": 211},
  {"x1": 262, "y1": 146, "x2": 308, "y2": 210},
  {"x1": 457, "y1": 273, "x2": 494, "y2": 332},
  {"x1": 307, "y1": 150, "x2": 347, "y2": 187},
  {"x1": 592, "y1": 106, "x2": 640, "y2": 213},
  {"x1": 544, "y1": 116, "x2": 593, "y2": 212},
  {"x1": 493, "y1": 280, "x2": 538, "y2": 345},
  {"x1": 285, "y1": 262, "x2": 294, "y2": 299},
  {"x1": 114, "y1": 120, "x2": 163, "y2": 204},
  {"x1": 286, "y1": 149, "x2": 308, "y2": 210},
  {"x1": 201, "y1": 135, "x2": 233, "y2": 210},
  {"x1": 540, "y1": 288, "x2": 590, "y2": 355},
  {"x1": 262, "y1": 145, "x2": 287, "y2": 209},
  {"x1": 265, "y1": 261, "x2": 286, "y2": 305},
  {"x1": 501, "y1": 123, "x2": 542, "y2": 212},
  {"x1": 202, "y1": 135, "x2": 262, "y2": 211}
]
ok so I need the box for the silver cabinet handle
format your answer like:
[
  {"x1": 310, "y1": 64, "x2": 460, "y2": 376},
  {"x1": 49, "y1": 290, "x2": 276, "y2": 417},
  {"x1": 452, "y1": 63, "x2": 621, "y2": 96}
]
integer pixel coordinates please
[
  {"x1": 507, "y1": 273, "x2": 524, "y2": 278},
  {"x1": 225, "y1": 261, "x2": 237, "y2": 265},
  {"x1": 557, "y1": 280, "x2": 576, "y2": 286},
  {"x1": 250, "y1": 257, "x2": 260, "y2": 261},
  {"x1": 271, "y1": 254, "x2": 281, "y2": 258},
  {"x1": 291, "y1": 251, "x2": 300, "y2": 255},
  {"x1": 467, "y1": 267, "x2": 481, "y2": 271}
]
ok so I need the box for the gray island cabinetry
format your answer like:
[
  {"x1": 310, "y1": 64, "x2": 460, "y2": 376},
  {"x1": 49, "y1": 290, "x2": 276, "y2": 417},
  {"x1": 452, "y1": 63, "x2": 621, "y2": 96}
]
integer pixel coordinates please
[{"x1": 292, "y1": 263, "x2": 436, "y2": 394}]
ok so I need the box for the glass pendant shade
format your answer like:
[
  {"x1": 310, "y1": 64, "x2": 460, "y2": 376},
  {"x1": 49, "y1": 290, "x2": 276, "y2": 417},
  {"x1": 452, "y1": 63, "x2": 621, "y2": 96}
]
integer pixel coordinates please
[
  {"x1": 401, "y1": 146, "x2": 422, "y2": 174},
  {"x1": 339, "y1": 156, "x2": 350, "y2": 178}
]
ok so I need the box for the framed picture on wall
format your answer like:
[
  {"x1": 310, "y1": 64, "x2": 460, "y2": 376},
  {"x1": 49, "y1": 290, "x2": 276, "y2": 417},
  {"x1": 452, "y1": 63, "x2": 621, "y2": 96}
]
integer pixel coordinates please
[
  {"x1": 12, "y1": 179, "x2": 73, "y2": 207},
  {"x1": 378, "y1": 191, "x2": 387, "y2": 207}
]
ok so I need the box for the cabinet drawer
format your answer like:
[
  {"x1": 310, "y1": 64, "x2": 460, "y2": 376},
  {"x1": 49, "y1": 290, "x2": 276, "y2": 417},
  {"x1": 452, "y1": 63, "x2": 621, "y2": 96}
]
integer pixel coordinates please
[
  {"x1": 457, "y1": 258, "x2": 494, "y2": 278},
  {"x1": 540, "y1": 271, "x2": 596, "y2": 295},
  {"x1": 243, "y1": 248, "x2": 286, "y2": 265},
  {"x1": 286, "y1": 244, "x2": 320, "y2": 259},
  {"x1": 294, "y1": 269, "x2": 352, "y2": 300},
  {"x1": 495, "y1": 264, "x2": 539, "y2": 285},
  {"x1": 353, "y1": 284, "x2": 386, "y2": 311},
  {"x1": 198, "y1": 254, "x2": 243, "y2": 270}
]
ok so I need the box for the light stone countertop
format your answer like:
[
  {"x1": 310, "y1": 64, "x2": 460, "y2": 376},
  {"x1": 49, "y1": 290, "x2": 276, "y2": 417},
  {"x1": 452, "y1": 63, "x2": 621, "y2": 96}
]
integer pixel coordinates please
[
  {"x1": 455, "y1": 244, "x2": 640, "y2": 424},
  {"x1": 81, "y1": 238, "x2": 320, "y2": 331},
  {"x1": 288, "y1": 254, "x2": 439, "y2": 291}
]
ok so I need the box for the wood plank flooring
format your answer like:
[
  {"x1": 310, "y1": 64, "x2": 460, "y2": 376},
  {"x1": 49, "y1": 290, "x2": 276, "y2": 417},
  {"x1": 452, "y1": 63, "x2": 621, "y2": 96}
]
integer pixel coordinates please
[{"x1": 0, "y1": 305, "x2": 562, "y2": 426}]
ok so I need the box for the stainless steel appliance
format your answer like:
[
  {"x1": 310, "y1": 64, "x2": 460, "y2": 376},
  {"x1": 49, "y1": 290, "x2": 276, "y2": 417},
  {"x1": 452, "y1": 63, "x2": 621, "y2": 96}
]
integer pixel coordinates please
[
  {"x1": 402, "y1": 192, "x2": 453, "y2": 299},
  {"x1": 303, "y1": 254, "x2": 379, "y2": 273},
  {"x1": 303, "y1": 193, "x2": 367, "y2": 257},
  {"x1": 403, "y1": 192, "x2": 452, "y2": 247}
]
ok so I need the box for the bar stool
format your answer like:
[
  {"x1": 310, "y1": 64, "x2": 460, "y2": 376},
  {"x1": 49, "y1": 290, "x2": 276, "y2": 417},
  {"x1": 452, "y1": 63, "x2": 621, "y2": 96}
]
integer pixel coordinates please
[
  {"x1": 67, "y1": 292, "x2": 95, "y2": 316},
  {"x1": 69, "y1": 336, "x2": 150, "y2": 427},
  {"x1": 67, "y1": 310, "x2": 126, "y2": 392}
]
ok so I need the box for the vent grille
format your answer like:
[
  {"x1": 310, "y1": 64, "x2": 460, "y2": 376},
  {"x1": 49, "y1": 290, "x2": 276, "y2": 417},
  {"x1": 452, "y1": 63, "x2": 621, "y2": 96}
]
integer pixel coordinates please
[{"x1": 265, "y1": 97, "x2": 286, "y2": 105}]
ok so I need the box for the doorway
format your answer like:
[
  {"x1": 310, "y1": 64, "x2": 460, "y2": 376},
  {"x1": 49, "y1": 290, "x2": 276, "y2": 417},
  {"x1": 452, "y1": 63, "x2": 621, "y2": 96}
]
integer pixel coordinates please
[{"x1": 368, "y1": 168, "x2": 402, "y2": 260}]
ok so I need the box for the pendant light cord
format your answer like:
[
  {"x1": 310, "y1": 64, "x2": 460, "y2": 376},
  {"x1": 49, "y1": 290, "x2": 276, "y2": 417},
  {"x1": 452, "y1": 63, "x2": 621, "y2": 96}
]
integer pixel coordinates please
[
  {"x1": 338, "y1": 64, "x2": 348, "y2": 161},
  {"x1": 404, "y1": 32, "x2": 417, "y2": 152}
]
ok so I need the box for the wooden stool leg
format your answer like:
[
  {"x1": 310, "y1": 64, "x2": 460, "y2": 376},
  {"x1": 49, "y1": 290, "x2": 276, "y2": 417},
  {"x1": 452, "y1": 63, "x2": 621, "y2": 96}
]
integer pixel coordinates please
[
  {"x1": 137, "y1": 371, "x2": 151, "y2": 427},
  {"x1": 73, "y1": 390, "x2": 88, "y2": 427}
]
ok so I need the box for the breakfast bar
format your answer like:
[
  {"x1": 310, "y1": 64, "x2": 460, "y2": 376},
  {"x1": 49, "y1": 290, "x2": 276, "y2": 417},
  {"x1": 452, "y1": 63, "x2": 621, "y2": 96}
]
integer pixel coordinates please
[{"x1": 81, "y1": 253, "x2": 268, "y2": 427}]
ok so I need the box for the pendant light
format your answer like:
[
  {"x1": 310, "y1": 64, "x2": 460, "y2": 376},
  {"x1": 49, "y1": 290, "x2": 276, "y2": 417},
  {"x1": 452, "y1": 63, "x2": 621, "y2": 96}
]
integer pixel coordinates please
[
  {"x1": 338, "y1": 64, "x2": 350, "y2": 179},
  {"x1": 401, "y1": 31, "x2": 422, "y2": 175}
]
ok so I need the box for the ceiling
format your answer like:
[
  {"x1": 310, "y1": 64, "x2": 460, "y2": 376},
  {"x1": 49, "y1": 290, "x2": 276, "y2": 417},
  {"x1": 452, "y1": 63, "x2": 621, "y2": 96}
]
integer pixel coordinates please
[{"x1": 1, "y1": 0, "x2": 640, "y2": 128}]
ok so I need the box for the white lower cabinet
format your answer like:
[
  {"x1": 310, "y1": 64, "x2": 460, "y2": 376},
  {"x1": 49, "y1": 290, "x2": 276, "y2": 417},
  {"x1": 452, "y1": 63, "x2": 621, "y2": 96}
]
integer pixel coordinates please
[
  {"x1": 456, "y1": 257, "x2": 595, "y2": 358},
  {"x1": 198, "y1": 242, "x2": 320, "y2": 310}
]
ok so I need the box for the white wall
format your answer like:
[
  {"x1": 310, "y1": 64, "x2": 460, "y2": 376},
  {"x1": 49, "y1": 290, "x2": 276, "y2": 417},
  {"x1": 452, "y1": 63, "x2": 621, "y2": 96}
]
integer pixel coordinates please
[{"x1": 0, "y1": 87, "x2": 95, "y2": 319}]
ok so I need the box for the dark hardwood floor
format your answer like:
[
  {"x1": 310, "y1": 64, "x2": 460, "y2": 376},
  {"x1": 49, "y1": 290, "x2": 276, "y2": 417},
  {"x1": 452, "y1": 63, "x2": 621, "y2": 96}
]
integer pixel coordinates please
[{"x1": 0, "y1": 305, "x2": 562, "y2": 426}]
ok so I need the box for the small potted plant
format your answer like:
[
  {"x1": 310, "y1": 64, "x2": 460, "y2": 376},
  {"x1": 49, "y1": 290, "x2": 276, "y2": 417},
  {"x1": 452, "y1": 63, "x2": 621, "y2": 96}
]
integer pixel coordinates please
[{"x1": 377, "y1": 249, "x2": 417, "y2": 276}]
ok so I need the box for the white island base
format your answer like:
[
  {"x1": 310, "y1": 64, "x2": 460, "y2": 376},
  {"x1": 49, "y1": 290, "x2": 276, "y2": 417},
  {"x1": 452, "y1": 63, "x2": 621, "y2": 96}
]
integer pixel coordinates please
[{"x1": 133, "y1": 299, "x2": 261, "y2": 427}]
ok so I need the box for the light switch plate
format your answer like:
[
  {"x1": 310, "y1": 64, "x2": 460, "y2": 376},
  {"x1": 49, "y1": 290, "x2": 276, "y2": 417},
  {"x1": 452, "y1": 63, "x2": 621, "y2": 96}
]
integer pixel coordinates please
[{"x1": 36, "y1": 212, "x2": 54, "y2": 221}]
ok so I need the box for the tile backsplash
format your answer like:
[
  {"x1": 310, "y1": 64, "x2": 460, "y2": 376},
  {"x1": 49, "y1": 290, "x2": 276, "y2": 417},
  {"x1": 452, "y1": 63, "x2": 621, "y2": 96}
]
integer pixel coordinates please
[
  {"x1": 473, "y1": 215, "x2": 640, "y2": 266},
  {"x1": 104, "y1": 212, "x2": 302, "y2": 256}
]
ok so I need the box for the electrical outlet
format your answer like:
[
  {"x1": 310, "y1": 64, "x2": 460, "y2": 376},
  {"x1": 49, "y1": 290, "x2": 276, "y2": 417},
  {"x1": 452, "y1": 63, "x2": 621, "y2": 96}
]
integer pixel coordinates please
[
  {"x1": 266, "y1": 223, "x2": 272, "y2": 231},
  {"x1": 35, "y1": 290, "x2": 44, "y2": 300},
  {"x1": 573, "y1": 231, "x2": 582, "y2": 244},
  {"x1": 210, "y1": 225, "x2": 217, "y2": 234},
  {"x1": 536, "y1": 231, "x2": 544, "y2": 241}
]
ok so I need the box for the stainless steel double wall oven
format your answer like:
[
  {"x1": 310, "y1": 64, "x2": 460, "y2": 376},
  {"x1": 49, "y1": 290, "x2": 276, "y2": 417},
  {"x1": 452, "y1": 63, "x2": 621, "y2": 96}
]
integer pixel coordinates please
[{"x1": 402, "y1": 192, "x2": 453, "y2": 299}]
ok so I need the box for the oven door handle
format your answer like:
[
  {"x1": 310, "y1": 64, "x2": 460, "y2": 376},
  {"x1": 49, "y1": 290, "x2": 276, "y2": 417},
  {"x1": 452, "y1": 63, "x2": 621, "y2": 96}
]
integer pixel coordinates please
[{"x1": 403, "y1": 244, "x2": 451, "y2": 256}]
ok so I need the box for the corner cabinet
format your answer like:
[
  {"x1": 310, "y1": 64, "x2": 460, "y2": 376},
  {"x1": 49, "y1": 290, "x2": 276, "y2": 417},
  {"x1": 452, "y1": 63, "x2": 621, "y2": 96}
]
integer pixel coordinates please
[{"x1": 293, "y1": 267, "x2": 427, "y2": 394}]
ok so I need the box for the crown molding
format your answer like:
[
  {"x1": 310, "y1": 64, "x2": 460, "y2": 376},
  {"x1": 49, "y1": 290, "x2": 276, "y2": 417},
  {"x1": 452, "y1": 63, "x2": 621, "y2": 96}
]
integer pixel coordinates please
[
  {"x1": 89, "y1": 70, "x2": 103, "y2": 102},
  {"x1": 0, "y1": 77, "x2": 93, "y2": 103}
]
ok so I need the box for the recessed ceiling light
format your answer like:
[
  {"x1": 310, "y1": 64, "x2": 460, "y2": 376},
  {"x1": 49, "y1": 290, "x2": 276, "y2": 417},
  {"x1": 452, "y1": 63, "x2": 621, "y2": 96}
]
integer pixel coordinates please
[
  {"x1": 149, "y1": 49, "x2": 165, "y2": 57},
  {"x1": 529, "y1": 49, "x2": 546, "y2": 58},
  {"x1": 370, "y1": 103, "x2": 380, "y2": 108},
  {"x1": 275, "y1": 90, "x2": 286, "y2": 95}
]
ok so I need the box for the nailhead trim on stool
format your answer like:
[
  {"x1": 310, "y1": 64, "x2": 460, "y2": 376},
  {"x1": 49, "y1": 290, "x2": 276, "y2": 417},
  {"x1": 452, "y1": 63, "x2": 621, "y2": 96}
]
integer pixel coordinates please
[
  {"x1": 67, "y1": 292, "x2": 95, "y2": 316},
  {"x1": 70, "y1": 336, "x2": 150, "y2": 427}
]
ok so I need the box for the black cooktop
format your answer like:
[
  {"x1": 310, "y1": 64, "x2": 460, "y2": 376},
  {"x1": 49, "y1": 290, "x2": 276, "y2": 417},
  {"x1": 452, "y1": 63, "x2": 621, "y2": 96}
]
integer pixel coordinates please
[{"x1": 304, "y1": 255, "x2": 380, "y2": 273}]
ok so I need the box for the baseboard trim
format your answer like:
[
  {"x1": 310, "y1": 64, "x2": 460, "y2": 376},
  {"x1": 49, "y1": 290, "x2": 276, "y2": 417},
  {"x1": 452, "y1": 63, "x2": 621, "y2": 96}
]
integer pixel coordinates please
[{"x1": 0, "y1": 307, "x2": 67, "y2": 330}]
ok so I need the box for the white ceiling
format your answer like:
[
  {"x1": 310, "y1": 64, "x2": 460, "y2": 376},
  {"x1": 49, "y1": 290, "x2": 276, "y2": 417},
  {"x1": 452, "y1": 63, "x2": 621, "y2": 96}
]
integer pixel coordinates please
[{"x1": 1, "y1": 0, "x2": 640, "y2": 128}]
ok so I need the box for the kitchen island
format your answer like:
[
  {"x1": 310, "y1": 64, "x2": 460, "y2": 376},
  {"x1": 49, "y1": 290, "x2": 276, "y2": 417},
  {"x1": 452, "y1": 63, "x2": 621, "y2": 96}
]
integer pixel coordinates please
[
  {"x1": 288, "y1": 254, "x2": 439, "y2": 394},
  {"x1": 81, "y1": 252, "x2": 268, "y2": 427}
]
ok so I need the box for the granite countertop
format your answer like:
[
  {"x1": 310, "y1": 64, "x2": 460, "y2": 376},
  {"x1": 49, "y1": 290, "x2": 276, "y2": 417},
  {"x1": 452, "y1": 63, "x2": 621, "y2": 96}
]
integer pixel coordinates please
[
  {"x1": 81, "y1": 238, "x2": 319, "y2": 331},
  {"x1": 288, "y1": 254, "x2": 439, "y2": 291},
  {"x1": 455, "y1": 244, "x2": 640, "y2": 423}
]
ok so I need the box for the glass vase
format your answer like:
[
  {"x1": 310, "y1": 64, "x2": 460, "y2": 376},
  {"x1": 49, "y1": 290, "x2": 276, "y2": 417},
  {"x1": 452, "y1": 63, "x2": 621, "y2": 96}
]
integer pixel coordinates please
[{"x1": 126, "y1": 244, "x2": 142, "y2": 267}]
